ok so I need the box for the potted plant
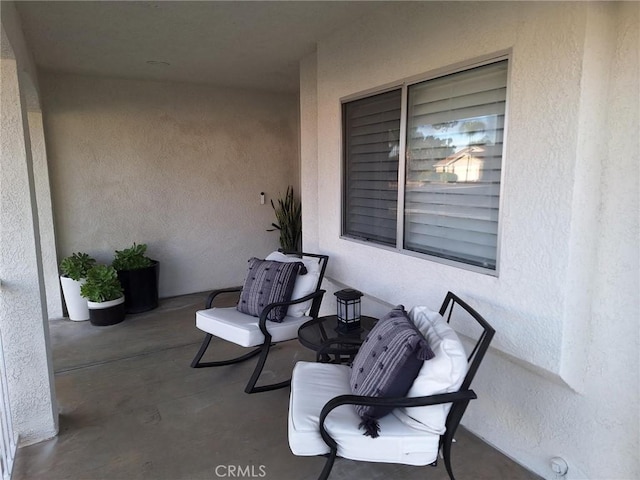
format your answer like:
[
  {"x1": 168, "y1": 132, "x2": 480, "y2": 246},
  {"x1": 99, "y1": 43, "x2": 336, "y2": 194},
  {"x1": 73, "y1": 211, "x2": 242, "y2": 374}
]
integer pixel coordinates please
[
  {"x1": 80, "y1": 265, "x2": 125, "y2": 326},
  {"x1": 112, "y1": 243, "x2": 159, "y2": 314},
  {"x1": 267, "y1": 186, "x2": 302, "y2": 251},
  {"x1": 59, "y1": 252, "x2": 96, "y2": 321}
]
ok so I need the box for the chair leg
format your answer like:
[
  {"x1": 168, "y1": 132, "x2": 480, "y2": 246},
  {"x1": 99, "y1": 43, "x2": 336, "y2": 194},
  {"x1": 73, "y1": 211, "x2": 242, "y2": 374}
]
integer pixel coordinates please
[
  {"x1": 190, "y1": 333, "x2": 213, "y2": 367},
  {"x1": 190, "y1": 333, "x2": 262, "y2": 368},
  {"x1": 318, "y1": 448, "x2": 337, "y2": 480},
  {"x1": 191, "y1": 333, "x2": 291, "y2": 394},
  {"x1": 244, "y1": 342, "x2": 291, "y2": 394},
  {"x1": 442, "y1": 431, "x2": 456, "y2": 480}
]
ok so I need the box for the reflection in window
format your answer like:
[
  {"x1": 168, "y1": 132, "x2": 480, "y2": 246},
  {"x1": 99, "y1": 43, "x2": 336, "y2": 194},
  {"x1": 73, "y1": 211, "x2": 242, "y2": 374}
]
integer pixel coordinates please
[
  {"x1": 342, "y1": 58, "x2": 508, "y2": 272},
  {"x1": 404, "y1": 61, "x2": 508, "y2": 269}
]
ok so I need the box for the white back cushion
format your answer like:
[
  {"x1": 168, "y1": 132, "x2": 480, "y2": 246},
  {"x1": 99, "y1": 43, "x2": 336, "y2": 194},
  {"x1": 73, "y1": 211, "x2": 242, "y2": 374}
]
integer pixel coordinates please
[
  {"x1": 265, "y1": 252, "x2": 321, "y2": 317},
  {"x1": 392, "y1": 306, "x2": 468, "y2": 434}
]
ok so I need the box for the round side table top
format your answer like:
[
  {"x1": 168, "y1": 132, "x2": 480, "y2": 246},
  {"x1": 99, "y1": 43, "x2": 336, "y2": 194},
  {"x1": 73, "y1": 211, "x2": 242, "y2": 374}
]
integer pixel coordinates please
[{"x1": 298, "y1": 314, "x2": 378, "y2": 354}]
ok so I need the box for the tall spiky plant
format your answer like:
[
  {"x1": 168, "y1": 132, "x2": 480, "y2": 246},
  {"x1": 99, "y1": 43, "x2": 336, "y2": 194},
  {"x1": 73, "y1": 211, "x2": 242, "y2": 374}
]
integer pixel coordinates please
[{"x1": 268, "y1": 186, "x2": 302, "y2": 252}]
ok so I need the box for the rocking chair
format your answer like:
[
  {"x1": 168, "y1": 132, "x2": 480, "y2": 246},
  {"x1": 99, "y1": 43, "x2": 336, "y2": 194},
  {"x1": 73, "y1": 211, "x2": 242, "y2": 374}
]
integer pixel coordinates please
[
  {"x1": 288, "y1": 292, "x2": 495, "y2": 479},
  {"x1": 191, "y1": 251, "x2": 328, "y2": 394}
]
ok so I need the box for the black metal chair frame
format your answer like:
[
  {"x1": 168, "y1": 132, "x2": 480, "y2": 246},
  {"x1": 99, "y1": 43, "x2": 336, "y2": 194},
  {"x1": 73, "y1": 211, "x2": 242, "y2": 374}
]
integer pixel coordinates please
[
  {"x1": 191, "y1": 252, "x2": 329, "y2": 394},
  {"x1": 315, "y1": 291, "x2": 495, "y2": 480}
]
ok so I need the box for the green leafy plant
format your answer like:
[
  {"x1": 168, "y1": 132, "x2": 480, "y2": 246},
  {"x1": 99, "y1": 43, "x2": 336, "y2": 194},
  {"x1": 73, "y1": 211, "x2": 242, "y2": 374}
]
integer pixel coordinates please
[
  {"x1": 267, "y1": 186, "x2": 302, "y2": 252},
  {"x1": 112, "y1": 243, "x2": 153, "y2": 271},
  {"x1": 59, "y1": 252, "x2": 96, "y2": 281},
  {"x1": 80, "y1": 265, "x2": 123, "y2": 303}
]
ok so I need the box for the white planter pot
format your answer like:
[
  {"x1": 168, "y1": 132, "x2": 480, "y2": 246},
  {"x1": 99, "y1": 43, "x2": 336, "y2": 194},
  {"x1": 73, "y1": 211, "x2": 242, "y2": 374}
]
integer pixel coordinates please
[
  {"x1": 60, "y1": 276, "x2": 89, "y2": 321},
  {"x1": 87, "y1": 297, "x2": 125, "y2": 310}
]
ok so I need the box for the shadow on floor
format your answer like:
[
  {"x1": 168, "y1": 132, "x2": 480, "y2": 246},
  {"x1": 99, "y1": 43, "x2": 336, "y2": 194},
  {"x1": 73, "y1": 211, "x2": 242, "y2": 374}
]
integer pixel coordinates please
[{"x1": 13, "y1": 293, "x2": 540, "y2": 480}]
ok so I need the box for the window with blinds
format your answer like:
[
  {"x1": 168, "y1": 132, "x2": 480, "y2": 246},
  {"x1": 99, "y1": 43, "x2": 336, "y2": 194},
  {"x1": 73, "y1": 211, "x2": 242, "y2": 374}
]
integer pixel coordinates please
[
  {"x1": 342, "y1": 57, "x2": 508, "y2": 273},
  {"x1": 404, "y1": 60, "x2": 508, "y2": 269},
  {"x1": 342, "y1": 89, "x2": 402, "y2": 246}
]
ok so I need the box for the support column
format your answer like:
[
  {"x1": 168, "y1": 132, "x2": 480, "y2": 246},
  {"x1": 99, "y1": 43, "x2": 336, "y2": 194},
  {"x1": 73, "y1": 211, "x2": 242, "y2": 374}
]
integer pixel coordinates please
[
  {"x1": 0, "y1": 50, "x2": 58, "y2": 445},
  {"x1": 29, "y1": 110, "x2": 62, "y2": 319}
]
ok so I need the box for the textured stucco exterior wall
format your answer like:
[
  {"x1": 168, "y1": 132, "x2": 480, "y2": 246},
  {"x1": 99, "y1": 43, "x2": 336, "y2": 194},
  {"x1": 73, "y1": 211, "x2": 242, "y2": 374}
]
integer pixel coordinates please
[
  {"x1": 40, "y1": 74, "x2": 299, "y2": 298},
  {"x1": 589, "y1": 0, "x2": 640, "y2": 471},
  {"x1": 301, "y1": 2, "x2": 639, "y2": 479},
  {"x1": 1, "y1": 2, "x2": 58, "y2": 446},
  {"x1": 299, "y1": 52, "x2": 320, "y2": 255},
  {"x1": 29, "y1": 110, "x2": 63, "y2": 319},
  {"x1": 2, "y1": 2, "x2": 60, "y2": 322},
  {"x1": 314, "y1": 0, "x2": 589, "y2": 375}
]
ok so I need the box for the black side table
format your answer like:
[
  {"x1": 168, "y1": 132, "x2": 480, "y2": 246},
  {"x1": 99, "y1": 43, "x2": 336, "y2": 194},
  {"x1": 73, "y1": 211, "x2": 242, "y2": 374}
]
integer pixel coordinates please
[{"x1": 298, "y1": 315, "x2": 378, "y2": 363}]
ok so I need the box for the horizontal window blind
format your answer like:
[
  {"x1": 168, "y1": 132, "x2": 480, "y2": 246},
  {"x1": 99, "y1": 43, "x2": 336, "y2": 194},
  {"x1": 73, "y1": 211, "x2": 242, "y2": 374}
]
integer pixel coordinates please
[
  {"x1": 343, "y1": 89, "x2": 402, "y2": 245},
  {"x1": 404, "y1": 60, "x2": 508, "y2": 269}
]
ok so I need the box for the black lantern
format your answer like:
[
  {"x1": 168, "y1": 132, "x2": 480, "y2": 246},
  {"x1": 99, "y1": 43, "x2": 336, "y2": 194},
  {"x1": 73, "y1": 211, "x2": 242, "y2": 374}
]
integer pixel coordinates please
[{"x1": 334, "y1": 289, "x2": 363, "y2": 332}]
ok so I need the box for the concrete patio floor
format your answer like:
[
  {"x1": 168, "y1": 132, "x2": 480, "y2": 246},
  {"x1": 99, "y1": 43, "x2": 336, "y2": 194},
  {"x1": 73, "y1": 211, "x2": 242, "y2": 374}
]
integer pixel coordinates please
[{"x1": 13, "y1": 293, "x2": 540, "y2": 480}]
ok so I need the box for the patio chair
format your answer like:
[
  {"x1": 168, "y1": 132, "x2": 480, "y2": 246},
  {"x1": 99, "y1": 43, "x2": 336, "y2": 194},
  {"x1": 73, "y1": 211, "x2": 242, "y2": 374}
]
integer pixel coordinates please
[
  {"x1": 288, "y1": 291, "x2": 495, "y2": 480},
  {"x1": 191, "y1": 251, "x2": 328, "y2": 394}
]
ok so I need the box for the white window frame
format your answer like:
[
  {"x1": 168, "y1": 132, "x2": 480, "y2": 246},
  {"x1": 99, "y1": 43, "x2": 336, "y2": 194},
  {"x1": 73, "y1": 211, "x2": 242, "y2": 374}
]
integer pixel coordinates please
[{"x1": 341, "y1": 52, "x2": 511, "y2": 276}]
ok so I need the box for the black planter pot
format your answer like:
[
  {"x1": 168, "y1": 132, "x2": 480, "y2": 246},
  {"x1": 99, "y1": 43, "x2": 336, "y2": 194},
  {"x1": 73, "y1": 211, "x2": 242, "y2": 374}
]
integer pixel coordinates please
[
  {"x1": 117, "y1": 260, "x2": 159, "y2": 314},
  {"x1": 88, "y1": 297, "x2": 126, "y2": 326}
]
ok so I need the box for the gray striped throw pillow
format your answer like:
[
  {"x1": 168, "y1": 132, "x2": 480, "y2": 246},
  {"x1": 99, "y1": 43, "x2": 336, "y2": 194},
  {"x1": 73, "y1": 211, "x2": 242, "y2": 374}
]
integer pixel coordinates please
[
  {"x1": 237, "y1": 257, "x2": 304, "y2": 322},
  {"x1": 349, "y1": 305, "x2": 434, "y2": 437}
]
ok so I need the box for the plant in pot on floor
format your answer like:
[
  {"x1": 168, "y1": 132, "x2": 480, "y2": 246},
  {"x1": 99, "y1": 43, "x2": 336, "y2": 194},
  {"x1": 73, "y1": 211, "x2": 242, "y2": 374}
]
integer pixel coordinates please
[
  {"x1": 112, "y1": 243, "x2": 159, "y2": 314},
  {"x1": 80, "y1": 265, "x2": 125, "y2": 326},
  {"x1": 267, "y1": 186, "x2": 302, "y2": 252},
  {"x1": 59, "y1": 252, "x2": 96, "y2": 321}
]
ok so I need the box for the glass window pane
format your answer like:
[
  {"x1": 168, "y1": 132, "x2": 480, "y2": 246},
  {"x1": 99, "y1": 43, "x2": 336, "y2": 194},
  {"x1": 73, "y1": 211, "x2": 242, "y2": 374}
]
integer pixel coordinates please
[
  {"x1": 343, "y1": 89, "x2": 402, "y2": 246},
  {"x1": 404, "y1": 60, "x2": 508, "y2": 269}
]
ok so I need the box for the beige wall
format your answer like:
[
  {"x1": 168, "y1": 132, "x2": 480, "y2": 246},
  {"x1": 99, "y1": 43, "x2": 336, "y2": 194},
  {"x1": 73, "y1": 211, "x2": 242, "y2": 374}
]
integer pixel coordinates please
[
  {"x1": 299, "y1": 52, "x2": 319, "y2": 255},
  {"x1": 301, "y1": 2, "x2": 639, "y2": 479},
  {"x1": 40, "y1": 73, "x2": 299, "y2": 299},
  {"x1": 1, "y1": 1, "x2": 58, "y2": 447}
]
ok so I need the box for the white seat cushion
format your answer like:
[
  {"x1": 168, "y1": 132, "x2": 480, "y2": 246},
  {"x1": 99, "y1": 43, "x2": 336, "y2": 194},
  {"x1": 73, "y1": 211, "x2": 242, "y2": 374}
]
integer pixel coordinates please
[
  {"x1": 196, "y1": 307, "x2": 311, "y2": 348},
  {"x1": 393, "y1": 307, "x2": 468, "y2": 433},
  {"x1": 265, "y1": 252, "x2": 322, "y2": 317},
  {"x1": 288, "y1": 361, "x2": 440, "y2": 466}
]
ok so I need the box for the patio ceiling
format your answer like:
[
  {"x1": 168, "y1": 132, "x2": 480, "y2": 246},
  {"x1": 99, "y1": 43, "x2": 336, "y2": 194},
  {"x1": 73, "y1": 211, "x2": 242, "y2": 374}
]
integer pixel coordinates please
[{"x1": 14, "y1": 1, "x2": 386, "y2": 93}]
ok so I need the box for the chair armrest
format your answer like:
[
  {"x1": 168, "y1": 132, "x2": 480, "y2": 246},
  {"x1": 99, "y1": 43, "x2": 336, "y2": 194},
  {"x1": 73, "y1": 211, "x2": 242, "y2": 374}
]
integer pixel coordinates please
[
  {"x1": 318, "y1": 390, "x2": 477, "y2": 450},
  {"x1": 258, "y1": 290, "x2": 326, "y2": 337},
  {"x1": 205, "y1": 286, "x2": 243, "y2": 309}
]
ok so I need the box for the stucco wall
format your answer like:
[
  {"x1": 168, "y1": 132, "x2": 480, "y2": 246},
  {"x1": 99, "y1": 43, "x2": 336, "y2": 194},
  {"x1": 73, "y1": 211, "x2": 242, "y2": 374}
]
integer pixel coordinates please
[
  {"x1": 1, "y1": 1, "x2": 58, "y2": 447},
  {"x1": 29, "y1": 110, "x2": 63, "y2": 319},
  {"x1": 2, "y1": 3, "x2": 61, "y2": 322},
  {"x1": 301, "y1": 2, "x2": 638, "y2": 479},
  {"x1": 299, "y1": 52, "x2": 320, "y2": 255},
  {"x1": 40, "y1": 74, "x2": 299, "y2": 299}
]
